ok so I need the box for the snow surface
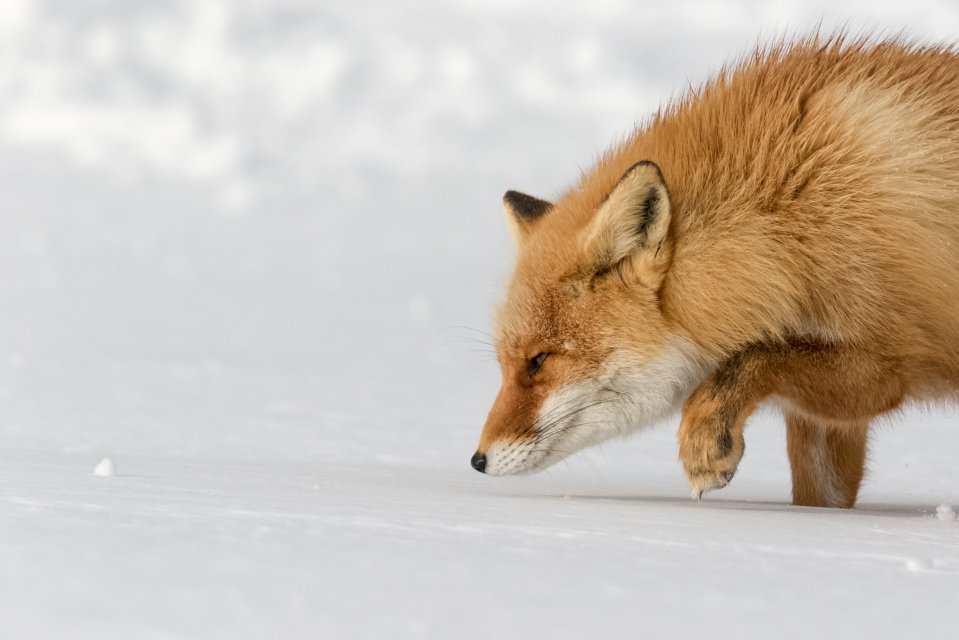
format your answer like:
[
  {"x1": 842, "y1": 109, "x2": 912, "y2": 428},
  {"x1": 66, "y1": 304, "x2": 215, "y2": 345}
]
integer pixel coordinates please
[{"x1": 1, "y1": 1, "x2": 958, "y2": 639}]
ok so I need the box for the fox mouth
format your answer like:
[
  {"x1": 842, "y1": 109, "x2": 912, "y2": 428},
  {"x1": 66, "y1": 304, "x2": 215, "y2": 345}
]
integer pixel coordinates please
[
  {"x1": 483, "y1": 437, "x2": 554, "y2": 476},
  {"x1": 483, "y1": 397, "x2": 609, "y2": 476},
  {"x1": 477, "y1": 370, "x2": 634, "y2": 475}
]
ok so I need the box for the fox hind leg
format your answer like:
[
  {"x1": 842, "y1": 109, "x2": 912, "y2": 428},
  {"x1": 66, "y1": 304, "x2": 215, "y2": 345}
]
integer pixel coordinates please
[{"x1": 786, "y1": 413, "x2": 868, "y2": 509}]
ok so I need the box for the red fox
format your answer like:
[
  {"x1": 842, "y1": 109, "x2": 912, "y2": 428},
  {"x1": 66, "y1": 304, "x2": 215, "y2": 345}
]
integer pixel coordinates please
[{"x1": 470, "y1": 36, "x2": 959, "y2": 508}]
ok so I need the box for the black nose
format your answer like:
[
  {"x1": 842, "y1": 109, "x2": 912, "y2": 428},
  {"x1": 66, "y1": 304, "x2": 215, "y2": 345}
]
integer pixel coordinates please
[{"x1": 471, "y1": 451, "x2": 487, "y2": 473}]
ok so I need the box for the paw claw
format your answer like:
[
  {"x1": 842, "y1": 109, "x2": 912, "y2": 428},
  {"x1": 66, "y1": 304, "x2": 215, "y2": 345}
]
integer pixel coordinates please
[{"x1": 684, "y1": 459, "x2": 740, "y2": 502}]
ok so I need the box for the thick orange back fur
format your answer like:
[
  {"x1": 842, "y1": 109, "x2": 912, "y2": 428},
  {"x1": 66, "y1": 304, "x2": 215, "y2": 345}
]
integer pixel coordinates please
[{"x1": 536, "y1": 35, "x2": 959, "y2": 391}]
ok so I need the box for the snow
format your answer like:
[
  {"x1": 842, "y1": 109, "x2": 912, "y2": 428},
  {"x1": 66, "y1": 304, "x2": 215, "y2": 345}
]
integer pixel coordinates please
[
  {"x1": 1, "y1": 1, "x2": 958, "y2": 639},
  {"x1": 92, "y1": 457, "x2": 116, "y2": 477},
  {"x1": 905, "y1": 557, "x2": 934, "y2": 572},
  {"x1": 936, "y1": 504, "x2": 957, "y2": 522}
]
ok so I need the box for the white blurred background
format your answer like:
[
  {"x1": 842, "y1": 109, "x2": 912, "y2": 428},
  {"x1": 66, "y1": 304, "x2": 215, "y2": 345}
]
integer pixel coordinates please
[
  {"x1": 1, "y1": 2, "x2": 958, "y2": 639},
  {"x1": 1, "y1": 0, "x2": 957, "y2": 459}
]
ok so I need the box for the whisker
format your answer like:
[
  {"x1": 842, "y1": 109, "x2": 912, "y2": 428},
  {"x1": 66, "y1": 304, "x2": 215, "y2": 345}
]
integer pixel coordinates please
[
  {"x1": 535, "y1": 392, "x2": 609, "y2": 432},
  {"x1": 438, "y1": 337, "x2": 495, "y2": 348},
  {"x1": 536, "y1": 397, "x2": 619, "y2": 440},
  {"x1": 437, "y1": 325, "x2": 495, "y2": 340}
]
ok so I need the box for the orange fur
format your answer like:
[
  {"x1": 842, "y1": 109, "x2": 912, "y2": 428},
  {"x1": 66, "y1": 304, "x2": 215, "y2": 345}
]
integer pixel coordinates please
[{"x1": 473, "y1": 35, "x2": 959, "y2": 507}]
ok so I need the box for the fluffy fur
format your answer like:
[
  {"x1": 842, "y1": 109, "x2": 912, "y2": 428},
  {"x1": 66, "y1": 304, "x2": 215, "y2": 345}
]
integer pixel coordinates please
[{"x1": 472, "y1": 35, "x2": 959, "y2": 508}]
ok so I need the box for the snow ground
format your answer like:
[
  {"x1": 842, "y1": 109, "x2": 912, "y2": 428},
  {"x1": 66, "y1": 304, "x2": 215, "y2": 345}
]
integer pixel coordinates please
[{"x1": 1, "y1": 1, "x2": 958, "y2": 638}]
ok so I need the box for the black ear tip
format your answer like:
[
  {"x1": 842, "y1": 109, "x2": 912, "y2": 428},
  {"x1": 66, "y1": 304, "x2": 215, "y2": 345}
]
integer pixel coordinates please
[{"x1": 503, "y1": 190, "x2": 554, "y2": 221}]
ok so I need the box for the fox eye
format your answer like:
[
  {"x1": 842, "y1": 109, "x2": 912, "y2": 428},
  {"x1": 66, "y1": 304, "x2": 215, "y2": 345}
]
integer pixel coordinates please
[{"x1": 527, "y1": 352, "x2": 549, "y2": 377}]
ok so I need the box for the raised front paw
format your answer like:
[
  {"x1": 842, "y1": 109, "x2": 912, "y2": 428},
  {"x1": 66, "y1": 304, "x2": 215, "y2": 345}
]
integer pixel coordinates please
[{"x1": 678, "y1": 394, "x2": 745, "y2": 501}]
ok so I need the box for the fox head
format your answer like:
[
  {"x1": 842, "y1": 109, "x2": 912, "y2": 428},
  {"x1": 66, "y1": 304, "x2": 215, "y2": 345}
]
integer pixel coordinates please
[{"x1": 472, "y1": 161, "x2": 706, "y2": 476}]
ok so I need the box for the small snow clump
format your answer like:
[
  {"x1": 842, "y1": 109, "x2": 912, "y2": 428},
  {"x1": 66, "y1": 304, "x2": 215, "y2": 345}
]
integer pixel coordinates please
[
  {"x1": 93, "y1": 458, "x2": 116, "y2": 477},
  {"x1": 935, "y1": 504, "x2": 956, "y2": 522}
]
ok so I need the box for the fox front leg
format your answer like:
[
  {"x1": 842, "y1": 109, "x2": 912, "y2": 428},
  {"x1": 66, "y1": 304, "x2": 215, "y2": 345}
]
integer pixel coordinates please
[
  {"x1": 677, "y1": 346, "x2": 774, "y2": 500},
  {"x1": 678, "y1": 380, "x2": 749, "y2": 500}
]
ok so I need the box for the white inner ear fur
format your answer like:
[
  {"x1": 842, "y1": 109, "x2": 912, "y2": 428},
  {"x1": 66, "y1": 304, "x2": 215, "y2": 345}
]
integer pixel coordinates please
[
  {"x1": 483, "y1": 337, "x2": 708, "y2": 476},
  {"x1": 583, "y1": 163, "x2": 671, "y2": 270}
]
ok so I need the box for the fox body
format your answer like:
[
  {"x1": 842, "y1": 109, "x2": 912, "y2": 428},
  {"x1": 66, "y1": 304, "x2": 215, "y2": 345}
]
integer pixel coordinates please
[{"x1": 471, "y1": 37, "x2": 959, "y2": 508}]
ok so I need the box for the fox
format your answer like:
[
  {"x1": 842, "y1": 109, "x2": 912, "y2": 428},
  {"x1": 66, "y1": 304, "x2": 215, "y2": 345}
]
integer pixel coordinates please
[{"x1": 469, "y1": 35, "x2": 959, "y2": 509}]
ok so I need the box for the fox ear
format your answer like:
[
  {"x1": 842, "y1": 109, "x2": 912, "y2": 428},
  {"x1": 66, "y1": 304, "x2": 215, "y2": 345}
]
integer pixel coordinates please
[
  {"x1": 503, "y1": 190, "x2": 553, "y2": 248},
  {"x1": 583, "y1": 161, "x2": 671, "y2": 288}
]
